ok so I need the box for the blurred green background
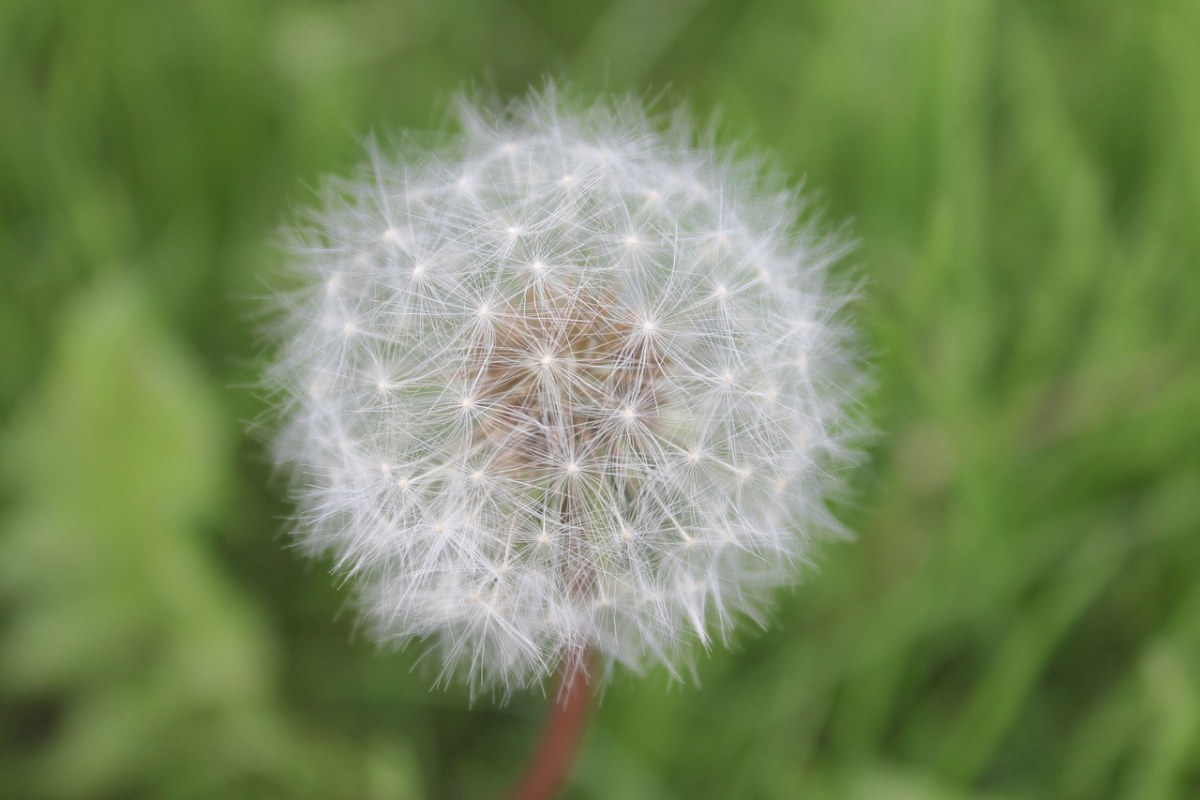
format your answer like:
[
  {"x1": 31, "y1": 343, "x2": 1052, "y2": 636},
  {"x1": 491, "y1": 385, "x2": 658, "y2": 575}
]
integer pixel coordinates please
[{"x1": 3, "y1": 0, "x2": 1199, "y2": 798}]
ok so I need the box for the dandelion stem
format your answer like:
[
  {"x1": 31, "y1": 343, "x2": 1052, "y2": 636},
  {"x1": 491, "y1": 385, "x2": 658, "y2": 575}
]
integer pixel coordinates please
[{"x1": 507, "y1": 651, "x2": 593, "y2": 800}]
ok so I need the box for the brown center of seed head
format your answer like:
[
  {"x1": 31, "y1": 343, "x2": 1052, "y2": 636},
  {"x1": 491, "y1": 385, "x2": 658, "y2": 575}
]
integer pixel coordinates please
[{"x1": 472, "y1": 283, "x2": 668, "y2": 475}]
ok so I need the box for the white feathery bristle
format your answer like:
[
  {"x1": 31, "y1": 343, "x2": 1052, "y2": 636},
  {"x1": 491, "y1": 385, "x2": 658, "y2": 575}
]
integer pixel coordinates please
[{"x1": 266, "y1": 87, "x2": 864, "y2": 696}]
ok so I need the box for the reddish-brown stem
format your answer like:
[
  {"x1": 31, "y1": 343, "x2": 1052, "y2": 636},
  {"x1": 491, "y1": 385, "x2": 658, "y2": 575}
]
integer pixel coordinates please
[{"x1": 507, "y1": 653, "x2": 594, "y2": 800}]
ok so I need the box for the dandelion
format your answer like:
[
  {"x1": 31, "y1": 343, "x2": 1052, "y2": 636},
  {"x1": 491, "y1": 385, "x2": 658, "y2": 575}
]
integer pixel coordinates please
[{"x1": 266, "y1": 87, "x2": 863, "y2": 704}]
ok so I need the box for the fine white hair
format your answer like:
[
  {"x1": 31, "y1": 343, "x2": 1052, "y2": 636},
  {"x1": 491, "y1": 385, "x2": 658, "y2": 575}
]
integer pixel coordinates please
[{"x1": 266, "y1": 86, "x2": 864, "y2": 696}]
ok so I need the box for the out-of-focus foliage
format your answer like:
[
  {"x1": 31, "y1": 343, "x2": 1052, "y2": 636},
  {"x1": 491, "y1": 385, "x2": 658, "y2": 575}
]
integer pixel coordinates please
[{"x1": 2, "y1": 1, "x2": 1198, "y2": 798}]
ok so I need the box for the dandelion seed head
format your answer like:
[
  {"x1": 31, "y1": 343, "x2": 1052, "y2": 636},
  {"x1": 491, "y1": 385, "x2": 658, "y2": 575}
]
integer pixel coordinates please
[{"x1": 266, "y1": 86, "x2": 864, "y2": 696}]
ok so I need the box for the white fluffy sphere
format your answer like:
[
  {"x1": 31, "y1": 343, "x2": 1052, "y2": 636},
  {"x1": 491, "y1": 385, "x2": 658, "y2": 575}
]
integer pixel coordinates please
[{"x1": 267, "y1": 88, "x2": 862, "y2": 694}]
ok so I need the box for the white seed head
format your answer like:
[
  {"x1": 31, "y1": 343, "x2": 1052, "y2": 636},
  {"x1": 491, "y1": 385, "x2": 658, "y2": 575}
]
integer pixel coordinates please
[{"x1": 266, "y1": 87, "x2": 864, "y2": 696}]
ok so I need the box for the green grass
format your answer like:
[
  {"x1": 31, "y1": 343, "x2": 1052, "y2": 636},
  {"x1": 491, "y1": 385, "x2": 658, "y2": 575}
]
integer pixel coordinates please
[{"x1": 3, "y1": 1, "x2": 1199, "y2": 797}]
